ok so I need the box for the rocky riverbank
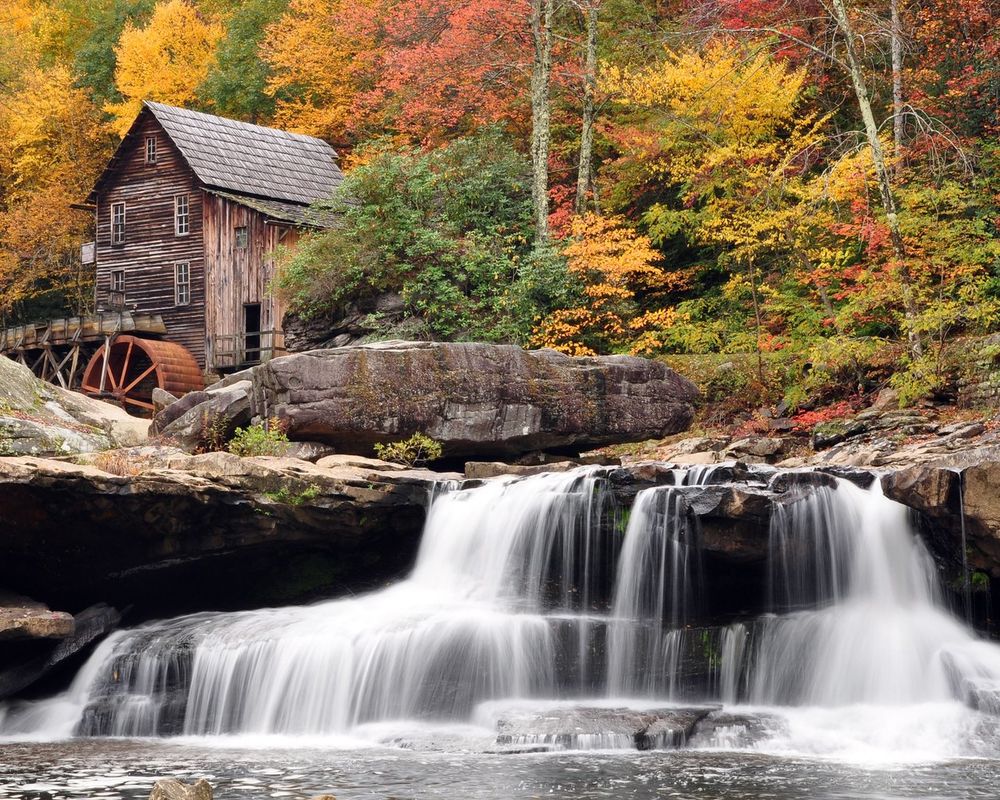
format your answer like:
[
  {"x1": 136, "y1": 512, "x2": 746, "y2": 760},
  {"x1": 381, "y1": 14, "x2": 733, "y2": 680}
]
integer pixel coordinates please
[{"x1": 5, "y1": 342, "x2": 1000, "y2": 707}]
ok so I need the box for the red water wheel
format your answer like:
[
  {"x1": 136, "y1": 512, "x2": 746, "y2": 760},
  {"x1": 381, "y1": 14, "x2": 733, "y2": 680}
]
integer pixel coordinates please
[{"x1": 81, "y1": 335, "x2": 203, "y2": 414}]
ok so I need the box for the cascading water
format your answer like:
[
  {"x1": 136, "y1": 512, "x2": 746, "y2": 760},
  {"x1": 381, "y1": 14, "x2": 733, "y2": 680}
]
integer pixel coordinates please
[{"x1": 5, "y1": 464, "x2": 1000, "y2": 759}]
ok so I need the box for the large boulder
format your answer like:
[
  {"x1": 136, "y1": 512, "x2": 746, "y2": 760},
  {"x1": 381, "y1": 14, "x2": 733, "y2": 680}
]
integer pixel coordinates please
[
  {"x1": 0, "y1": 356, "x2": 147, "y2": 456},
  {"x1": 248, "y1": 341, "x2": 698, "y2": 459},
  {"x1": 153, "y1": 342, "x2": 698, "y2": 457},
  {"x1": 0, "y1": 594, "x2": 73, "y2": 642}
]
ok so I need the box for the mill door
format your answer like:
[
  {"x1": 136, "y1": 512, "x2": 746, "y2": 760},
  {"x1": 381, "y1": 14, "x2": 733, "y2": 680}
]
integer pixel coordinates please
[{"x1": 243, "y1": 303, "x2": 262, "y2": 364}]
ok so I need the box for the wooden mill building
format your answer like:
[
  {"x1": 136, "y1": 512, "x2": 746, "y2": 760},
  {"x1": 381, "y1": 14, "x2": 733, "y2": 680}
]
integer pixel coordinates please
[{"x1": 1, "y1": 101, "x2": 342, "y2": 411}]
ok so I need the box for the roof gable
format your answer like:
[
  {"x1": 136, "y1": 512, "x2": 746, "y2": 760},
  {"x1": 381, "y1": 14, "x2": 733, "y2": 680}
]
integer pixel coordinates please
[{"x1": 89, "y1": 102, "x2": 344, "y2": 207}]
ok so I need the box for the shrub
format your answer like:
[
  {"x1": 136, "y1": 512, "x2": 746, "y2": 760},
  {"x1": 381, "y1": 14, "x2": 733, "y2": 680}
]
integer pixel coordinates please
[
  {"x1": 227, "y1": 417, "x2": 289, "y2": 457},
  {"x1": 373, "y1": 432, "x2": 443, "y2": 467},
  {"x1": 91, "y1": 449, "x2": 150, "y2": 477},
  {"x1": 198, "y1": 411, "x2": 231, "y2": 453}
]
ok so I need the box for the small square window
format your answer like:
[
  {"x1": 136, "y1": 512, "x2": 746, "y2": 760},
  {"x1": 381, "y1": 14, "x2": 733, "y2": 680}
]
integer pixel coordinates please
[
  {"x1": 235, "y1": 226, "x2": 248, "y2": 249},
  {"x1": 110, "y1": 270, "x2": 125, "y2": 293},
  {"x1": 145, "y1": 136, "x2": 157, "y2": 164},
  {"x1": 175, "y1": 262, "x2": 190, "y2": 306},
  {"x1": 111, "y1": 202, "x2": 125, "y2": 245},
  {"x1": 175, "y1": 194, "x2": 190, "y2": 236}
]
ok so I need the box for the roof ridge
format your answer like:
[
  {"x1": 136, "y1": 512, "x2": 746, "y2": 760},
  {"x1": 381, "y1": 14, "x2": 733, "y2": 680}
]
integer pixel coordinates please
[{"x1": 142, "y1": 100, "x2": 335, "y2": 151}]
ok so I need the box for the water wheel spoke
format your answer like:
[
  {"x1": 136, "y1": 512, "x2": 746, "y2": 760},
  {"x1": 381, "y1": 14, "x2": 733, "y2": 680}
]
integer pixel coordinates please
[
  {"x1": 119, "y1": 339, "x2": 134, "y2": 388},
  {"x1": 122, "y1": 396, "x2": 155, "y2": 411},
  {"x1": 104, "y1": 354, "x2": 119, "y2": 391},
  {"x1": 121, "y1": 363, "x2": 157, "y2": 395}
]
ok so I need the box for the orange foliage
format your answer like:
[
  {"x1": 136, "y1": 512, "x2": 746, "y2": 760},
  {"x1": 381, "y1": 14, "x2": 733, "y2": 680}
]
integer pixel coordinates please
[{"x1": 532, "y1": 214, "x2": 686, "y2": 355}]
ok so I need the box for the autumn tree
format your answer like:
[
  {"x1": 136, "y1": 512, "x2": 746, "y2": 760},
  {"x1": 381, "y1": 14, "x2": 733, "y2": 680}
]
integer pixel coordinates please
[
  {"x1": 261, "y1": 0, "x2": 377, "y2": 141},
  {"x1": 532, "y1": 213, "x2": 688, "y2": 354},
  {"x1": 199, "y1": 0, "x2": 289, "y2": 121},
  {"x1": 0, "y1": 64, "x2": 109, "y2": 321},
  {"x1": 106, "y1": 0, "x2": 223, "y2": 135}
]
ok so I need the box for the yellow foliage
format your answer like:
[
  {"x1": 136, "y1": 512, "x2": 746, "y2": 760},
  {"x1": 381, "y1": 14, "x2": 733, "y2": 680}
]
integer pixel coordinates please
[
  {"x1": 605, "y1": 42, "x2": 807, "y2": 145},
  {"x1": 262, "y1": 0, "x2": 377, "y2": 139},
  {"x1": 0, "y1": 64, "x2": 108, "y2": 316},
  {"x1": 106, "y1": 0, "x2": 224, "y2": 136},
  {"x1": 1, "y1": 65, "x2": 107, "y2": 201},
  {"x1": 533, "y1": 214, "x2": 685, "y2": 355}
]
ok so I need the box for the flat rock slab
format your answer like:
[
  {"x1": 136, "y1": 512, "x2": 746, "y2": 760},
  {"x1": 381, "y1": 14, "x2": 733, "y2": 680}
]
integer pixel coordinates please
[{"x1": 0, "y1": 594, "x2": 73, "y2": 642}]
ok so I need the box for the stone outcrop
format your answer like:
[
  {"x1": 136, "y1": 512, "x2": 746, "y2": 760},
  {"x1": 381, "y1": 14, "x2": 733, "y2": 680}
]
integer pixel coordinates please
[
  {"x1": 0, "y1": 603, "x2": 120, "y2": 700},
  {"x1": 152, "y1": 341, "x2": 699, "y2": 458},
  {"x1": 882, "y1": 455, "x2": 1000, "y2": 578},
  {"x1": 0, "y1": 356, "x2": 147, "y2": 456},
  {"x1": 0, "y1": 452, "x2": 451, "y2": 615},
  {"x1": 0, "y1": 452, "x2": 810, "y2": 623}
]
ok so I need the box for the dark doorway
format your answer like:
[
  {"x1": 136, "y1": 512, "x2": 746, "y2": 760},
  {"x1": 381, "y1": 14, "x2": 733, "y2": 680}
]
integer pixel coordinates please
[{"x1": 244, "y1": 303, "x2": 262, "y2": 363}]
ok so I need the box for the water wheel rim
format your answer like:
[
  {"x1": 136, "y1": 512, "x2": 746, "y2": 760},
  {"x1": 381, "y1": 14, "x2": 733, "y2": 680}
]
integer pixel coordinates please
[{"x1": 81, "y1": 335, "x2": 202, "y2": 415}]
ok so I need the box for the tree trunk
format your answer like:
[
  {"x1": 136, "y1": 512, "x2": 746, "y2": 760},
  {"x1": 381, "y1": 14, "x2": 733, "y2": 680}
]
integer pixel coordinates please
[
  {"x1": 531, "y1": 0, "x2": 555, "y2": 245},
  {"x1": 575, "y1": 0, "x2": 598, "y2": 215},
  {"x1": 829, "y1": 0, "x2": 921, "y2": 356},
  {"x1": 890, "y1": 0, "x2": 904, "y2": 160}
]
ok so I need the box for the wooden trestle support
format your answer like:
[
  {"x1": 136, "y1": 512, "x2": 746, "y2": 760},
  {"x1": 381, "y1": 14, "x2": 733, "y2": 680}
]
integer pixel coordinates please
[{"x1": 1, "y1": 313, "x2": 203, "y2": 415}]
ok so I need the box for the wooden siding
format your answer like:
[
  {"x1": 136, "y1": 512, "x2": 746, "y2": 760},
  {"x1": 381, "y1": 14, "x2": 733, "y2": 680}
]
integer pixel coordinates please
[
  {"x1": 203, "y1": 194, "x2": 298, "y2": 370},
  {"x1": 95, "y1": 115, "x2": 207, "y2": 367}
]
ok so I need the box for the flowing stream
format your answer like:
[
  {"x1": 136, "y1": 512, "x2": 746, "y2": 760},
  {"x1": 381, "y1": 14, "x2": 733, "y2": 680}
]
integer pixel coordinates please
[{"x1": 4, "y1": 465, "x2": 1000, "y2": 797}]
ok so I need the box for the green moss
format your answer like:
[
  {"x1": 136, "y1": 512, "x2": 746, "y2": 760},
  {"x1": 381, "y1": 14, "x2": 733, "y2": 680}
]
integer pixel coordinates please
[{"x1": 265, "y1": 483, "x2": 322, "y2": 506}]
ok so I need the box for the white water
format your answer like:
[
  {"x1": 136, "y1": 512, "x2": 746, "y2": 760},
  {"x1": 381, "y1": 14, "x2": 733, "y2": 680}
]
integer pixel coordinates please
[{"x1": 4, "y1": 465, "x2": 1000, "y2": 761}]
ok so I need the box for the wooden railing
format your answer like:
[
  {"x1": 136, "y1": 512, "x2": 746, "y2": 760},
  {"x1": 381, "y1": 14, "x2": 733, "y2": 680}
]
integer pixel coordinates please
[
  {"x1": 0, "y1": 312, "x2": 167, "y2": 353},
  {"x1": 210, "y1": 330, "x2": 286, "y2": 370}
]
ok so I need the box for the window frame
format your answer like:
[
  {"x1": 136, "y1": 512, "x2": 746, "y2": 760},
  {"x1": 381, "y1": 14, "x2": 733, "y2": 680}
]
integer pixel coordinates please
[
  {"x1": 110, "y1": 269, "x2": 125, "y2": 293},
  {"x1": 234, "y1": 225, "x2": 249, "y2": 249},
  {"x1": 111, "y1": 201, "x2": 126, "y2": 245},
  {"x1": 174, "y1": 261, "x2": 191, "y2": 306},
  {"x1": 145, "y1": 136, "x2": 157, "y2": 164},
  {"x1": 174, "y1": 194, "x2": 190, "y2": 236}
]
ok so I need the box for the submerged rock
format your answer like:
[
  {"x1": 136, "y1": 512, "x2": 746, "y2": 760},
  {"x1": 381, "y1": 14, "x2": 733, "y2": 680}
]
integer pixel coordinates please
[
  {"x1": 493, "y1": 705, "x2": 716, "y2": 750},
  {"x1": 687, "y1": 710, "x2": 787, "y2": 748},
  {"x1": 149, "y1": 778, "x2": 213, "y2": 800}
]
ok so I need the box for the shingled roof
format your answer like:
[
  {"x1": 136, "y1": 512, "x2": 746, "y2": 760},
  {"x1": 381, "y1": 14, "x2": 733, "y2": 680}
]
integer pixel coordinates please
[
  {"x1": 89, "y1": 101, "x2": 344, "y2": 211},
  {"x1": 145, "y1": 101, "x2": 343, "y2": 205}
]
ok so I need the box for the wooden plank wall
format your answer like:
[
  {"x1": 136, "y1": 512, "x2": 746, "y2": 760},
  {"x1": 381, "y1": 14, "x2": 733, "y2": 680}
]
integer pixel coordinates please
[
  {"x1": 203, "y1": 194, "x2": 298, "y2": 369},
  {"x1": 95, "y1": 114, "x2": 207, "y2": 366}
]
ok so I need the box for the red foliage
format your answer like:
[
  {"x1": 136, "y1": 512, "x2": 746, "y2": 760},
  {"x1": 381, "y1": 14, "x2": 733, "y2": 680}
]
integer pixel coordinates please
[
  {"x1": 356, "y1": 0, "x2": 532, "y2": 144},
  {"x1": 789, "y1": 401, "x2": 855, "y2": 433}
]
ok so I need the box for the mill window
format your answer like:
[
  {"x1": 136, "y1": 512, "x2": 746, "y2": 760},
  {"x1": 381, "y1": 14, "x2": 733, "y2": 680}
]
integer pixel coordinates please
[
  {"x1": 111, "y1": 202, "x2": 126, "y2": 245},
  {"x1": 145, "y1": 136, "x2": 157, "y2": 164},
  {"x1": 175, "y1": 262, "x2": 191, "y2": 306},
  {"x1": 110, "y1": 270, "x2": 125, "y2": 293},
  {"x1": 235, "y1": 226, "x2": 248, "y2": 249},
  {"x1": 175, "y1": 194, "x2": 190, "y2": 236}
]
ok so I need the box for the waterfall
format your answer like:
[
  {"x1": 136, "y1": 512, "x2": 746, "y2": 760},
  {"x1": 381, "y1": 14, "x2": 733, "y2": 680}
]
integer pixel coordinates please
[
  {"x1": 605, "y1": 487, "x2": 701, "y2": 697},
  {"x1": 5, "y1": 464, "x2": 1000, "y2": 753}
]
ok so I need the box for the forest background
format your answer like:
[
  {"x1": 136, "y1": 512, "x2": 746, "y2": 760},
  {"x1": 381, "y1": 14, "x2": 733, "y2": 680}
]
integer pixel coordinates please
[{"x1": 0, "y1": 0, "x2": 997, "y2": 420}]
